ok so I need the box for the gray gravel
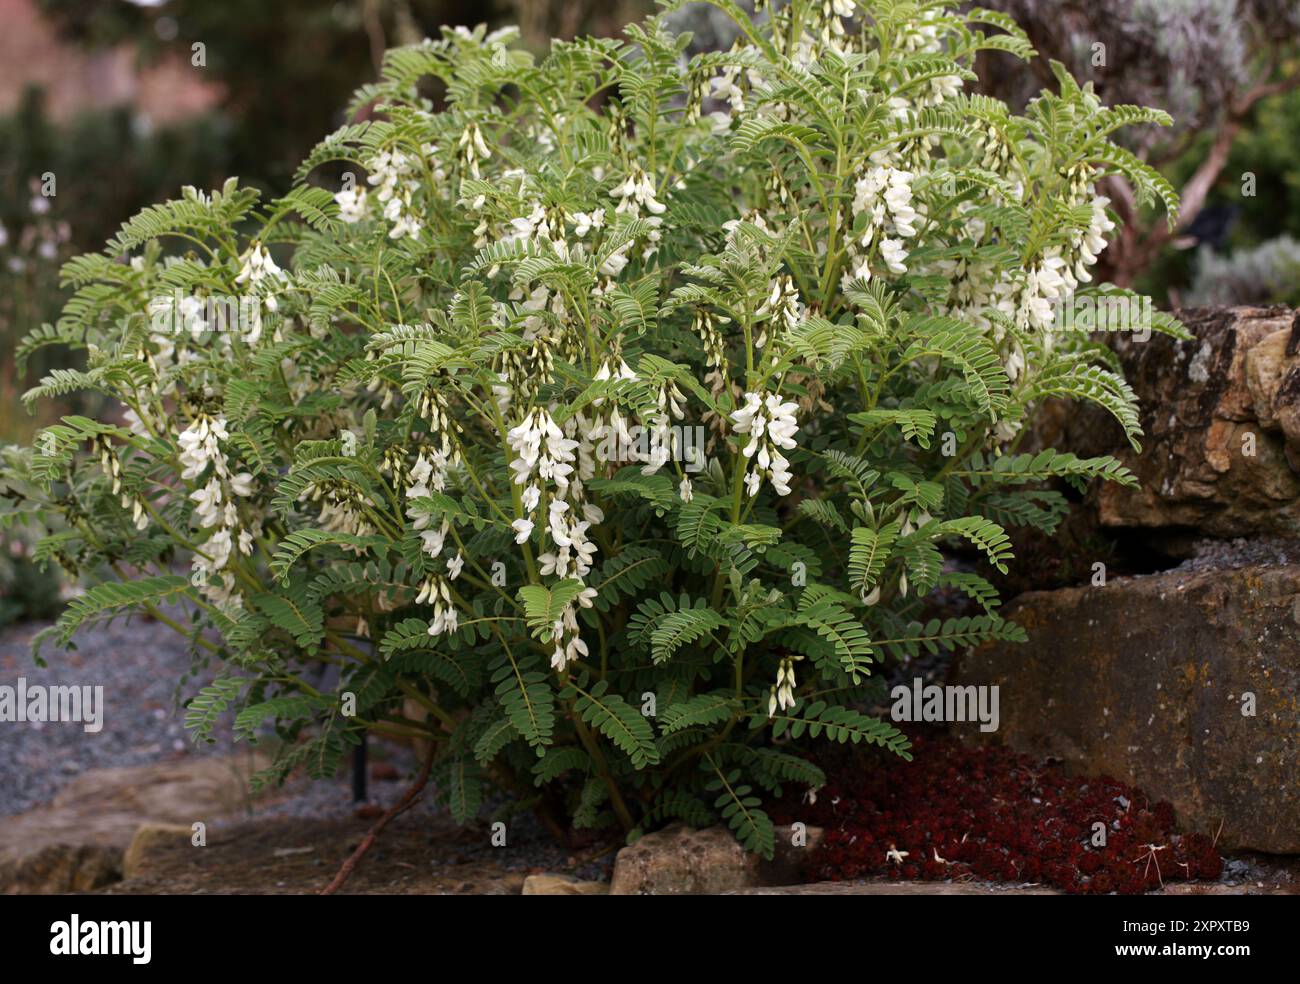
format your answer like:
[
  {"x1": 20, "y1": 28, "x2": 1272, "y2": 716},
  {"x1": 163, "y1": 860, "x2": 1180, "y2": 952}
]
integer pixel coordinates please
[
  {"x1": 0, "y1": 613, "x2": 590, "y2": 876},
  {"x1": 1174, "y1": 536, "x2": 1299, "y2": 573},
  {"x1": 0, "y1": 611, "x2": 359, "y2": 822},
  {"x1": 0, "y1": 613, "x2": 226, "y2": 817}
]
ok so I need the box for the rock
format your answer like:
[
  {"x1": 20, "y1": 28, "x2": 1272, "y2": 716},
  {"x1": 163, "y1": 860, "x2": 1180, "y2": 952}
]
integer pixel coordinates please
[
  {"x1": 0, "y1": 752, "x2": 266, "y2": 894},
  {"x1": 951, "y1": 563, "x2": 1300, "y2": 852},
  {"x1": 123, "y1": 823, "x2": 194, "y2": 880},
  {"x1": 1034, "y1": 307, "x2": 1300, "y2": 543},
  {"x1": 521, "y1": 873, "x2": 608, "y2": 895},
  {"x1": 1158, "y1": 882, "x2": 1290, "y2": 896},
  {"x1": 0, "y1": 843, "x2": 121, "y2": 895},
  {"x1": 731, "y1": 880, "x2": 1061, "y2": 895},
  {"x1": 609, "y1": 823, "x2": 823, "y2": 895},
  {"x1": 734, "y1": 880, "x2": 1285, "y2": 895}
]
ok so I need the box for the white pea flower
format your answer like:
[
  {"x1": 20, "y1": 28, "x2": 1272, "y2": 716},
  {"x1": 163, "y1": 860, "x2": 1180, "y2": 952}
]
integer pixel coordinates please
[
  {"x1": 189, "y1": 479, "x2": 224, "y2": 529},
  {"x1": 731, "y1": 392, "x2": 799, "y2": 497},
  {"x1": 420, "y1": 519, "x2": 449, "y2": 559},
  {"x1": 207, "y1": 528, "x2": 234, "y2": 570},
  {"x1": 235, "y1": 243, "x2": 285, "y2": 287},
  {"x1": 599, "y1": 241, "x2": 632, "y2": 277},
  {"x1": 426, "y1": 577, "x2": 459, "y2": 637},
  {"x1": 880, "y1": 237, "x2": 909, "y2": 275},
  {"x1": 507, "y1": 409, "x2": 579, "y2": 490},
  {"x1": 512, "y1": 518, "x2": 535, "y2": 543},
  {"x1": 522, "y1": 483, "x2": 541, "y2": 513},
  {"x1": 446, "y1": 552, "x2": 465, "y2": 580},
  {"x1": 335, "y1": 187, "x2": 368, "y2": 223},
  {"x1": 571, "y1": 208, "x2": 605, "y2": 237}
]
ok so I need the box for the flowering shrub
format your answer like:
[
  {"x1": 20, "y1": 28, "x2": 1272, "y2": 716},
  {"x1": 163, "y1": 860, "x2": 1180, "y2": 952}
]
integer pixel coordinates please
[{"x1": 5, "y1": 0, "x2": 1184, "y2": 855}]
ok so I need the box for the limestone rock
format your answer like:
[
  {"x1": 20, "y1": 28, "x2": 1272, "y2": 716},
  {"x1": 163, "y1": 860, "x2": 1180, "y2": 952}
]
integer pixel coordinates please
[
  {"x1": 609, "y1": 823, "x2": 823, "y2": 895},
  {"x1": 521, "y1": 873, "x2": 608, "y2": 895},
  {"x1": 0, "y1": 843, "x2": 121, "y2": 894},
  {"x1": 1041, "y1": 306, "x2": 1300, "y2": 540},
  {"x1": 0, "y1": 752, "x2": 265, "y2": 894},
  {"x1": 123, "y1": 822, "x2": 195, "y2": 880},
  {"x1": 731, "y1": 880, "x2": 1062, "y2": 895},
  {"x1": 951, "y1": 563, "x2": 1300, "y2": 852}
]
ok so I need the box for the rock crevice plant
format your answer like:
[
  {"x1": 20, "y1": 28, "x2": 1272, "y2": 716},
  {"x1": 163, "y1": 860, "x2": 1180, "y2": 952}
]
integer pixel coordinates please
[{"x1": 5, "y1": 0, "x2": 1184, "y2": 859}]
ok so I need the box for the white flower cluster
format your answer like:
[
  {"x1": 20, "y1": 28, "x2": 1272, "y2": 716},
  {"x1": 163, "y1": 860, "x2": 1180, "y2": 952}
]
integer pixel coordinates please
[
  {"x1": 641, "y1": 379, "x2": 688, "y2": 475},
  {"x1": 404, "y1": 451, "x2": 465, "y2": 637},
  {"x1": 544, "y1": 584, "x2": 598, "y2": 672},
  {"x1": 334, "y1": 186, "x2": 368, "y2": 223},
  {"x1": 365, "y1": 144, "x2": 441, "y2": 240},
  {"x1": 93, "y1": 436, "x2": 148, "y2": 532},
  {"x1": 707, "y1": 58, "x2": 768, "y2": 120},
  {"x1": 178, "y1": 414, "x2": 257, "y2": 605},
  {"x1": 693, "y1": 308, "x2": 730, "y2": 396},
  {"x1": 896, "y1": 7, "x2": 945, "y2": 54},
  {"x1": 507, "y1": 408, "x2": 605, "y2": 670},
  {"x1": 591, "y1": 355, "x2": 639, "y2": 460},
  {"x1": 984, "y1": 191, "x2": 1117, "y2": 380},
  {"x1": 844, "y1": 166, "x2": 919, "y2": 286},
  {"x1": 767, "y1": 656, "x2": 799, "y2": 718},
  {"x1": 730, "y1": 392, "x2": 799, "y2": 497},
  {"x1": 507, "y1": 409, "x2": 579, "y2": 507},
  {"x1": 755, "y1": 274, "x2": 802, "y2": 350},
  {"x1": 1074, "y1": 195, "x2": 1118, "y2": 282},
  {"x1": 458, "y1": 122, "x2": 492, "y2": 180},
  {"x1": 235, "y1": 243, "x2": 287, "y2": 313},
  {"x1": 609, "y1": 165, "x2": 665, "y2": 264},
  {"x1": 590, "y1": 356, "x2": 689, "y2": 479}
]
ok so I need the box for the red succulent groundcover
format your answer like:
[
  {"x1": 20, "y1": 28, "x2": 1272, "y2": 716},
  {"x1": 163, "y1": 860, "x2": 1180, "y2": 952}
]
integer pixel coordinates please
[{"x1": 774, "y1": 735, "x2": 1222, "y2": 894}]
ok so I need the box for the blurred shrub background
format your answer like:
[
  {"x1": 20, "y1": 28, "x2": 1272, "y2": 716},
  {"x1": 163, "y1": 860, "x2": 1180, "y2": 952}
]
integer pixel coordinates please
[{"x1": 0, "y1": 0, "x2": 1298, "y2": 622}]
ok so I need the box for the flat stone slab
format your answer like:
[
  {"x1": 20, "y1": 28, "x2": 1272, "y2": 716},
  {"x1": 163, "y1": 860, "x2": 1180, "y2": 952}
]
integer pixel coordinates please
[
  {"x1": 733, "y1": 879, "x2": 1289, "y2": 895},
  {"x1": 952, "y1": 563, "x2": 1300, "y2": 852},
  {"x1": 732, "y1": 880, "x2": 1062, "y2": 895},
  {"x1": 0, "y1": 753, "x2": 266, "y2": 893}
]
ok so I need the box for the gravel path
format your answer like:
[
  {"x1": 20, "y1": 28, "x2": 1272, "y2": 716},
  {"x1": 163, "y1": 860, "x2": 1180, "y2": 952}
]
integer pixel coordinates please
[
  {"x1": 0, "y1": 613, "x2": 226, "y2": 817},
  {"x1": 0, "y1": 613, "x2": 570, "y2": 873},
  {"x1": 0, "y1": 612, "x2": 376, "y2": 822}
]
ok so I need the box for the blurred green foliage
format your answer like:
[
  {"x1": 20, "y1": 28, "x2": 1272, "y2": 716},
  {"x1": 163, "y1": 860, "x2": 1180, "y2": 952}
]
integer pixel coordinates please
[
  {"x1": 0, "y1": 531, "x2": 63, "y2": 628},
  {"x1": 1223, "y1": 88, "x2": 1300, "y2": 247},
  {"x1": 34, "y1": 0, "x2": 493, "y2": 186}
]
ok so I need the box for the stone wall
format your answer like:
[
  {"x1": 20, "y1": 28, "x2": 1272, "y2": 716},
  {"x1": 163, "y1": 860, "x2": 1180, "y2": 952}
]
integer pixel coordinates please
[{"x1": 954, "y1": 307, "x2": 1300, "y2": 853}]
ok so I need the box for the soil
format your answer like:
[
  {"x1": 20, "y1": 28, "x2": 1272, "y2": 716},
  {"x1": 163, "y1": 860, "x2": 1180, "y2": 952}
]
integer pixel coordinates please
[{"x1": 100, "y1": 808, "x2": 619, "y2": 895}]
